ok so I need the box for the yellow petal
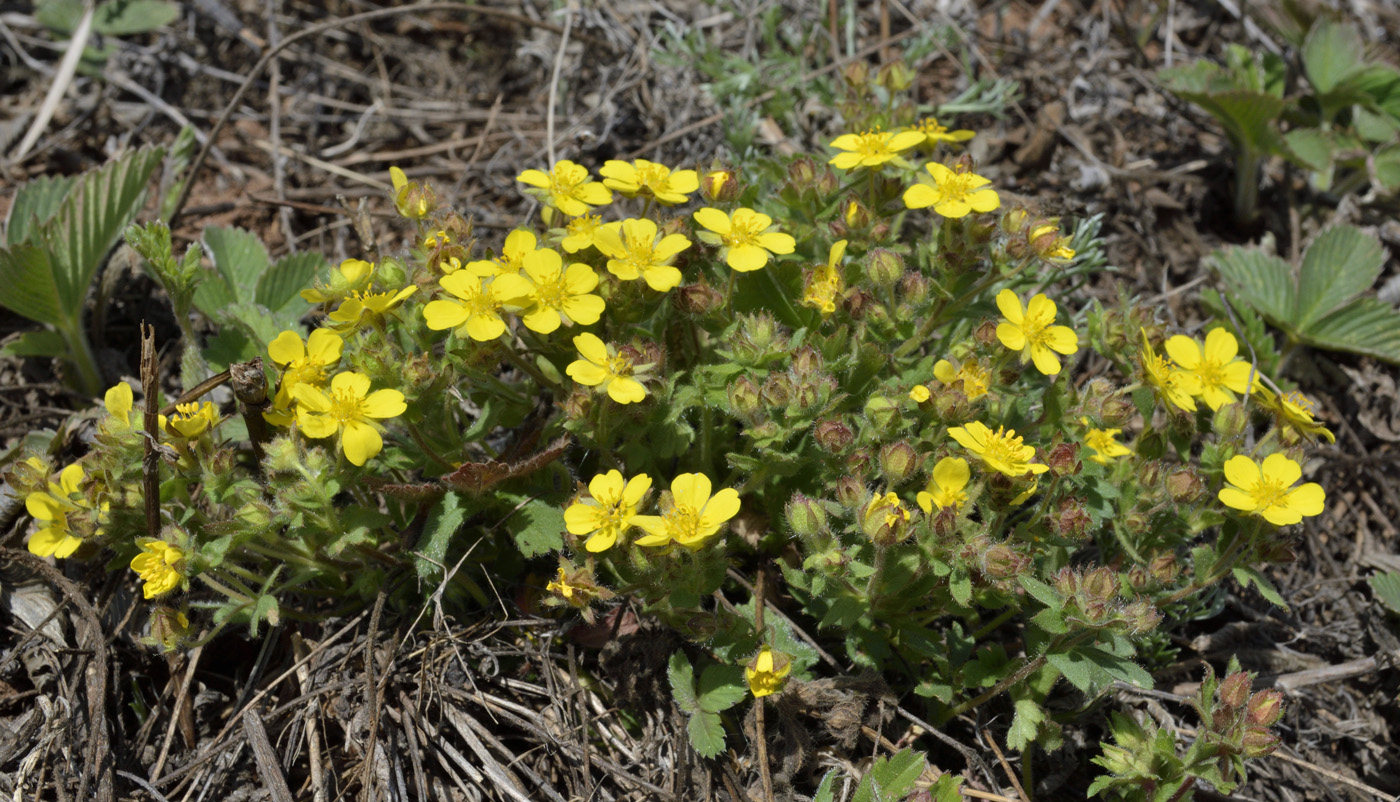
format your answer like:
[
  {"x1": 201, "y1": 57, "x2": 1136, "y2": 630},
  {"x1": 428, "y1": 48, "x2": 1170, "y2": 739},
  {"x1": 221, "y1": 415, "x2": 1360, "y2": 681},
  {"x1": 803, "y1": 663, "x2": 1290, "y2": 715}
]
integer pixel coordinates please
[
  {"x1": 757, "y1": 232, "x2": 796, "y2": 255},
  {"x1": 1284, "y1": 482, "x2": 1325, "y2": 517},
  {"x1": 727, "y1": 244, "x2": 769, "y2": 272},
  {"x1": 297, "y1": 411, "x2": 339, "y2": 439},
  {"x1": 903, "y1": 184, "x2": 936, "y2": 209},
  {"x1": 389, "y1": 166, "x2": 408, "y2": 191},
  {"x1": 564, "y1": 503, "x2": 604, "y2": 535},
  {"x1": 1202, "y1": 328, "x2": 1239, "y2": 362},
  {"x1": 424, "y1": 299, "x2": 469, "y2": 331},
  {"x1": 58, "y1": 463, "x2": 84, "y2": 495},
  {"x1": 1043, "y1": 325, "x2": 1080, "y2": 355},
  {"x1": 341, "y1": 420, "x2": 383, "y2": 466},
  {"x1": 1164, "y1": 335, "x2": 1202, "y2": 370},
  {"x1": 1030, "y1": 345, "x2": 1063, "y2": 376},
  {"x1": 291, "y1": 383, "x2": 331, "y2": 413},
  {"x1": 267, "y1": 330, "x2": 307, "y2": 365},
  {"x1": 932, "y1": 457, "x2": 970, "y2": 492},
  {"x1": 104, "y1": 382, "x2": 133, "y2": 421},
  {"x1": 1025, "y1": 294, "x2": 1058, "y2": 326},
  {"x1": 996, "y1": 322, "x2": 1027, "y2": 351},
  {"x1": 573, "y1": 333, "x2": 609, "y2": 365},
  {"x1": 622, "y1": 474, "x2": 652, "y2": 506},
  {"x1": 25, "y1": 492, "x2": 63, "y2": 522},
  {"x1": 1259, "y1": 452, "x2": 1302, "y2": 486},
  {"x1": 516, "y1": 169, "x2": 550, "y2": 188},
  {"x1": 607, "y1": 377, "x2": 647, "y2": 404},
  {"x1": 306, "y1": 328, "x2": 344, "y2": 363},
  {"x1": 995, "y1": 289, "x2": 1024, "y2": 325},
  {"x1": 331, "y1": 371, "x2": 371, "y2": 399},
  {"x1": 566, "y1": 359, "x2": 609, "y2": 387},
  {"x1": 464, "y1": 313, "x2": 507, "y2": 341},
  {"x1": 361, "y1": 389, "x2": 406, "y2": 419},
  {"x1": 1222, "y1": 455, "x2": 1260, "y2": 490},
  {"x1": 29, "y1": 527, "x2": 80, "y2": 558},
  {"x1": 692, "y1": 207, "x2": 731, "y2": 235}
]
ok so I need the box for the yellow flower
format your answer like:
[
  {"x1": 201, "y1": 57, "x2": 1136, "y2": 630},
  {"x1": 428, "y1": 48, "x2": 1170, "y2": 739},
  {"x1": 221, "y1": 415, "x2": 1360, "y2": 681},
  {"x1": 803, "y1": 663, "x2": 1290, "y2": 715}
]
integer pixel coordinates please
[
  {"x1": 1254, "y1": 386, "x2": 1335, "y2": 444},
  {"x1": 546, "y1": 566, "x2": 586, "y2": 601},
  {"x1": 1165, "y1": 329, "x2": 1255, "y2": 411},
  {"x1": 559, "y1": 214, "x2": 606, "y2": 253},
  {"x1": 593, "y1": 218, "x2": 692, "y2": 291},
  {"x1": 827, "y1": 129, "x2": 924, "y2": 170},
  {"x1": 564, "y1": 470, "x2": 652, "y2": 552},
  {"x1": 863, "y1": 491, "x2": 912, "y2": 543},
  {"x1": 933, "y1": 358, "x2": 990, "y2": 399},
  {"x1": 130, "y1": 539, "x2": 186, "y2": 599},
  {"x1": 692, "y1": 207, "x2": 796, "y2": 272},
  {"x1": 389, "y1": 165, "x2": 434, "y2": 219},
  {"x1": 25, "y1": 463, "x2": 98, "y2": 558},
  {"x1": 301, "y1": 258, "x2": 375, "y2": 304},
  {"x1": 267, "y1": 329, "x2": 343, "y2": 412},
  {"x1": 516, "y1": 160, "x2": 613, "y2": 216},
  {"x1": 566, "y1": 333, "x2": 647, "y2": 404},
  {"x1": 903, "y1": 162, "x2": 1001, "y2": 218},
  {"x1": 424, "y1": 230, "x2": 451, "y2": 249},
  {"x1": 909, "y1": 384, "x2": 931, "y2": 403},
  {"x1": 917, "y1": 457, "x2": 970, "y2": 513},
  {"x1": 633, "y1": 473, "x2": 741, "y2": 550},
  {"x1": 327, "y1": 286, "x2": 418, "y2": 333},
  {"x1": 292, "y1": 371, "x2": 407, "y2": 466},
  {"x1": 1081, "y1": 418, "x2": 1132, "y2": 465},
  {"x1": 165, "y1": 402, "x2": 219, "y2": 439},
  {"x1": 423, "y1": 272, "x2": 533, "y2": 342},
  {"x1": 746, "y1": 646, "x2": 791, "y2": 698},
  {"x1": 802, "y1": 239, "x2": 846, "y2": 314},
  {"x1": 1139, "y1": 329, "x2": 1202, "y2": 412},
  {"x1": 101, "y1": 382, "x2": 164, "y2": 434},
  {"x1": 908, "y1": 117, "x2": 976, "y2": 148},
  {"x1": 1219, "y1": 453, "x2": 1325, "y2": 526},
  {"x1": 1029, "y1": 222, "x2": 1076, "y2": 264},
  {"x1": 516, "y1": 249, "x2": 605, "y2": 334},
  {"x1": 948, "y1": 421, "x2": 1048, "y2": 478},
  {"x1": 465, "y1": 229, "x2": 539, "y2": 277},
  {"x1": 599, "y1": 159, "x2": 698, "y2": 205},
  {"x1": 995, "y1": 290, "x2": 1080, "y2": 375}
]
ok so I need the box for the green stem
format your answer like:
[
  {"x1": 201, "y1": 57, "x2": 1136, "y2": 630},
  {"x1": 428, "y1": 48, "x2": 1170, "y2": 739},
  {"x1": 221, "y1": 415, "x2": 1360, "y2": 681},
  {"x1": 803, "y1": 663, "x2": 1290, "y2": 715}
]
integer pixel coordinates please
[
  {"x1": 500, "y1": 340, "x2": 559, "y2": 393},
  {"x1": 1161, "y1": 519, "x2": 1263, "y2": 605},
  {"x1": 865, "y1": 543, "x2": 889, "y2": 607},
  {"x1": 1233, "y1": 149, "x2": 1262, "y2": 225},
  {"x1": 60, "y1": 322, "x2": 104, "y2": 397},
  {"x1": 969, "y1": 606, "x2": 1018, "y2": 641}
]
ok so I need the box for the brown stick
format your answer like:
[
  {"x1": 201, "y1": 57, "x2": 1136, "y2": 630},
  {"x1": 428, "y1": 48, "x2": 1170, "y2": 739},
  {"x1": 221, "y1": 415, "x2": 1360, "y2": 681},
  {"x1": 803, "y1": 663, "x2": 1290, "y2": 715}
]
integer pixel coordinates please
[
  {"x1": 754, "y1": 567, "x2": 773, "y2": 802},
  {"x1": 141, "y1": 322, "x2": 161, "y2": 539}
]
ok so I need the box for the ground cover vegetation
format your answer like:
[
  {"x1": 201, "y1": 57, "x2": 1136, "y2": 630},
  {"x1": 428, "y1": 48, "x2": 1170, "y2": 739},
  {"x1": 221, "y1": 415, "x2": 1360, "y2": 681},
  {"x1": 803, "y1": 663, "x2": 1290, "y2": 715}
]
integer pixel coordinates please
[{"x1": 0, "y1": 2, "x2": 1398, "y2": 801}]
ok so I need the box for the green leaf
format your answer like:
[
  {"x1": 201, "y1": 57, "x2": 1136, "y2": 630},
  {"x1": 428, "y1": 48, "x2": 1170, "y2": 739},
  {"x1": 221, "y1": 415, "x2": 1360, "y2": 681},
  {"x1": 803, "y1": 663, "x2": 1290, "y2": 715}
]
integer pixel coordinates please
[
  {"x1": 696, "y1": 664, "x2": 747, "y2": 713},
  {"x1": 949, "y1": 569, "x2": 972, "y2": 607},
  {"x1": 930, "y1": 774, "x2": 963, "y2": 802},
  {"x1": 0, "y1": 245, "x2": 66, "y2": 326},
  {"x1": 1303, "y1": 19, "x2": 1365, "y2": 96},
  {"x1": 6, "y1": 173, "x2": 76, "y2": 245},
  {"x1": 668, "y1": 651, "x2": 698, "y2": 713},
  {"x1": 1295, "y1": 225, "x2": 1384, "y2": 329},
  {"x1": 413, "y1": 492, "x2": 463, "y2": 581},
  {"x1": 1282, "y1": 127, "x2": 1335, "y2": 172},
  {"x1": 38, "y1": 145, "x2": 165, "y2": 315},
  {"x1": 812, "y1": 770, "x2": 838, "y2": 802},
  {"x1": 686, "y1": 710, "x2": 727, "y2": 759},
  {"x1": 1077, "y1": 645, "x2": 1153, "y2": 689},
  {"x1": 867, "y1": 749, "x2": 925, "y2": 799},
  {"x1": 1374, "y1": 144, "x2": 1400, "y2": 191},
  {"x1": 501, "y1": 495, "x2": 565, "y2": 557},
  {"x1": 1232, "y1": 566, "x2": 1288, "y2": 609},
  {"x1": 203, "y1": 226, "x2": 269, "y2": 305},
  {"x1": 257, "y1": 251, "x2": 324, "y2": 314},
  {"x1": 1018, "y1": 575, "x2": 1062, "y2": 608},
  {"x1": 1208, "y1": 244, "x2": 1295, "y2": 325},
  {"x1": 93, "y1": 0, "x2": 180, "y2": 35},
  {"x1": 0, "y1": 329, "x2": 67, "y2": 358},
  {"x1": 1007, "y1": 698, "x2": 1046, "y2": 752},
  {"x1": 1369, "y1": 571, "x2": 1400, "y2": 614},
  {"x1": 1030, "y1": 606, "x2": 1068, "y2": 635},
  {"x1": 1303, "y1": 297, "x2": 1400, "y2": 363},
  {"x1": 1047, "y1": 647, "x2": 1108, "y2": 694}
]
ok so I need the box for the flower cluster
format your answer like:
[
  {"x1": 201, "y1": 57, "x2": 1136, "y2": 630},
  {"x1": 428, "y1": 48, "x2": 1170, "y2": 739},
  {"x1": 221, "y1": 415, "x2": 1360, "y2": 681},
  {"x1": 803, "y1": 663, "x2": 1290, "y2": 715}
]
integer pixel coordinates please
[{"x1": 564, "y1": 471, "x2": 740, "y2": 553}]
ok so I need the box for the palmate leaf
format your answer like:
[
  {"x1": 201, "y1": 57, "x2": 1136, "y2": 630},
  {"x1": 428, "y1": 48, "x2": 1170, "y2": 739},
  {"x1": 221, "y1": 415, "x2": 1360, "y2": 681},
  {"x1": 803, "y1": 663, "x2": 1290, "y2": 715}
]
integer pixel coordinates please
[
  {"x1": 1302, "y1": 297, "x2": 1400, "y2": 362},
  {"x1": 1295, "y1": 225, "x2": 1384, "y2": 328},
  {"x1": 0, "y1": 330, "x2": 68, "y2": 358},
  {"x1": 203, "y1": 226, "x2": 269, "y2": 304},
  {"x1": 1207, "y1": 244, "x2": 1295, "y2": 325},
  {"x1": 256, "y1": 251, "x2": 324, "y2": 314},
  {"x1": 5, "y1": 173, "x2": 76, "y2": 246}
]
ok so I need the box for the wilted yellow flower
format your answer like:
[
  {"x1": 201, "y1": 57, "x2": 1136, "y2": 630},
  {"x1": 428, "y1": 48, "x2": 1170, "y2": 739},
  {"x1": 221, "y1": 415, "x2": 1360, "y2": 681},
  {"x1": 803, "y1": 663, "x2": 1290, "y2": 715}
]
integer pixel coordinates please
[
  {"x1": 1219, "y1": 453, "x2": 1324, "y2": 526},
  {"x1": 292, "y1": 372, "x2": 406, "y2": 466},
  {"x1": 130, "y1": 539, "x2": 186, "y2": 599},
  {"x1": 692, "y1": 207, "x2": 796, "y2": 272},
  {"x1": 566, "y1": 333, "x2": 647, "y2": 404},
  {"x1": 933, "y1": 358, "x2": 990, "y2": 400},
  {"x1": 802, "y1": 239, "x2": 846, "y2": 314},
  {"x1": 995, "y1": 289, "x2": 1079, "y2": 376},
  {"x1": 827, "y1": 128, "x2": 924, "y2": 170},
  {"x1": 633, "y1": 473, "x2": 741, "y2": 550},
  {"x1": 564, "y1": 470, "x2": 652, "y2": 552},
  {"x1": 1254, "y1": 386, "x2": 1334, "y2": 444},
  {"x1": 389, "y1": 166, "x2": 434, "y2": 219},
  {"x1": 517, "y1": 160, "x2": 613, "y2": 216},
  {"x1": 1165, "y1": 329, "x2": 1255, "y2": 411},
  {"x1": 301, "y1": 258, "x2": 375, "y2": 304},
  {"x1": 746, "y1": 646, "x2": 791, "y2": 698},
  {"x1": 1139, "y1": 329, "x2": 1202, "y2": 412},
  {"x1": 599, "y1": 159, "x2": 698, "y2": 205},
  {"x1": 917, "y1": 457, "x2": 970, "y2": 513},
  {"x1": 863, "y1": 491, "x2": 912, "y2": 543},
  {"x1": 1029, "y1": 222, "x2": 1076, "y2": 264},
  {"x1": 423, "y1": 272, "x2": 532, "y2": 342},
  {"x1": 948, "y1": 421, "x2": 1048, "y2": 478},
  {"x1": 1081, "y1": 418, "x2": 1132, "y2": 465},
  {"x1": 25, "y1": 463, "x2": 101, "y2": 559},
  {"x1": 903, "y1": 162, "x2": 1000, "y2": 218},
  {"x1": 908, "y1": 117, "x2": 976, "y2": 148},
  {"x1": 593, "y1": 218, "x2": 692, "y2": 291}
]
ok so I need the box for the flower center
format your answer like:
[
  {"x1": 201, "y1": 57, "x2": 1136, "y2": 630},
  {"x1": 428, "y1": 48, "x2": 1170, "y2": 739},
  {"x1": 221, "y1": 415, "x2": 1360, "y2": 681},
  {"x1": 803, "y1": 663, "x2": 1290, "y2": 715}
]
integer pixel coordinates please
[
  {"x1": 959, "y1": 364, "x2": 989, "y2": 398},
  {"x1": 938, "y1": 168, "x2": 981, "y2": 201},
  {"x1": 1249, "y1": 477, "x2": 1290, "y2": 511},
  {"x1": 605, "y1": 353, "x2": 633, "y2": 378},
  {"x1": 983, "y1": 427, "x2": 1026, "y2": 467},
  {"x1": 466, "y1": 286, "x2": 502, "y2": 317},
  {"x1": 666, "y1": 504, "x2": 701, "y2": 542},
  {"x1": 568, "y1": 215, "x2": 601, "y2": 236},
  {"x1": 535, "y1": 275, "x2": 571, "y2": 309},
  {"x1": 328, "y1": 389, "x2": 363, "y2": 425},
  {"x1": 636, "y1": 163, "x2": 669, "y2": 191},
  {"x1": 854, "y1": 130, "x2": 890, "y2": 156},
  {"x1": 1282, "y1": 391, "x2": 1314, "y2": 418},
  {"x1": 285, "y1": 362, "x2": 325, "y2": 389},
  {"x1": 727, "y1": 217, "x2": 763, "y2": 248}
]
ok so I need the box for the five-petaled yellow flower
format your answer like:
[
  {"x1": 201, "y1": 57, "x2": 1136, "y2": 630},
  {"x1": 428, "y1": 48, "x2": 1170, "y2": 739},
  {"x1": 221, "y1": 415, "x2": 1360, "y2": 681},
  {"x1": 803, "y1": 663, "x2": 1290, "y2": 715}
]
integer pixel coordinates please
[
  {"x1": 292, "y1": 371, "x2": 407, "y2": 466},
  {"x1": 302, "y1": 258, "x2": 375, "y2": 304},
  {"x1": 692, "y1": 207, "x2": 796, "y2": 272},
  {"x1": 1165, "y1": 329, "x2": 1255, "y2": 411},
  {"x1": 560, "y1": 214, "x2": 606, "y2": 254},
  {"x1": 1218, "y1": 453, "x2": 1325, "y2": 526},
  {"x1": 1139, "y1": 329, "x2": 1202, "y2": 412},
  {"x1": 827, "y1": 129, "x2": 924, "y2": 170},
  {"x1": 948, "y1": 421, "x2": 1049, "y2": 478},
  {"x1": 327, "y1": 286, "x2": 418, "y2": 333},
  {"x1": 599, "y1": 159, "x2": 698, "y2": 205},
  {"x1": 1081, "y1": 418, "x2": 1132, "y2": 465},
  {"x1": 516, "y1": 160, "x2": 613, "y2": 216},
  {"x1": 564, "y1": 470, "x2": 652, "y2": 552},
  {"x1": 802, "y1": 239, "x2": 847, "y2": 314},
  {"x1": 933, "y1": 358, "x2": 990, "y2": 399},
  {"x1": 633, "y1": 473, "x2": 741, "y2": 550},
  {"x1": 917, "y1": 457, "x2": 971, "y2": 513},
  {"x1": 566, "y1": 333, "x2": 648, "y2": 404},
  {"x1": 465, "y1": 230, "x2": 540, "y2": 278},
  {"x1": 25, "y1": 463, "x2": 101, "y2": 559},
  {"x1": 903, "y1": 162, "x2": 1001, "y2": 218},
  {"x1": 424, "y1": 272, "x2": 533, "y2": 341},
  {"x1": 746, "y1": 646, "x2": 791, "y2": 698},
  {"x1": 517, "y1": 249, "x2": 605, "y2": 334},
  {"x1": 267, "y1": 329, "x2": 343, "y2": 412},
  {"x1": 593, "y1": 218, "x2": 692, "y2": 291},
  {"x1": 1254, "y1": 386, "x2": 1335, "y2": 444},
  {"x1": 166, "y1": 402, "x2": 219, "y2": 439},
  {"x1": 995, "y1": 290, "x2": 1079, "y2": 376},
  {"x1": 908, "y1": 117, "x2": 976, "y2": 148},
  {"x1": 131, "y1": 539, "x2": 186, "y2": 599}
]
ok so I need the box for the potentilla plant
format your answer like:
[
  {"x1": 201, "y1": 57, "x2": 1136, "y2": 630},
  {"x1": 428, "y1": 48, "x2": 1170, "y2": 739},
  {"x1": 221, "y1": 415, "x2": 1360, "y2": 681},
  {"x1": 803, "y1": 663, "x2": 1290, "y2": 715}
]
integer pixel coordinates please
[{"x1": 8, "y1": 59, "x2": 1321, "y2": 795}]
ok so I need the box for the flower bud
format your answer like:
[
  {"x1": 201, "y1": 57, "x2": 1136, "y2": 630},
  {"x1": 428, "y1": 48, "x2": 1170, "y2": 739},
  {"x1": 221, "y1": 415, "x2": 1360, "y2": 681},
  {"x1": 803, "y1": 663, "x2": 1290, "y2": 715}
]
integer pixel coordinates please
[
  {"x1": 1082, "y1": 601, "x2": 1110, "y2": 624},
  {"x1": 701, "y1": 168, "x2": 741, "y2": 202},
  {"x1": 931, "y1": 505, "x2": 958, "y2": 538},
  {"x1": 845, "y1": 448, "x2": 874, "y2": 478},
  {"x1": 815, "y1": 166, "x2": 839, "y2": 197},
  {"x1": 787, "y1": 157, "x2": 817, "y2": 190},
  {"x1": 1246, "y1": 689, "x2": 1284, "y2": 727},
  {"x1": 1048, "y1": 496, "x2": 1093, "y2": 540},
  {"x1": 791, "y1": 345, "x2": 824, "y2": 379},
  {"x1": 842, "y1": 60, "x2": 869, "y2": 88},
  {"x1": 1054, "y1": 567, "x2": 1080, "y2": 598},
  {"x1": 864, "y1": 395, "x2": 898, "y2": 430},
  {"x1": 1139, "y1": 460, "x2": 1164, "y2": 489},
  {"x1": 147, "y1": 606, "x2": 191, "y2": 652},
  {"x1": 878, "y1": 441, "x2": 920, "y2": 485},
  {"x1": 1211, "y1": 708, "x2": 1235, "y2": 734},
  {"x1": 1000, "y1": 206, "x2": 1030, "y2": 235},
  {"x1": 1166, "y1": 469, "x2": 1204, "y2": 503},
  {"x1": 760, "y1": 373, "x2": 794, "y2": 408},
  {"x1": 1044, "y1": 442, "x2": 1082, "y2": 477},
  {"x1": 1149, "y1": 553, "x2": 1179, "y2": 584},
  {"x1": 1127, "y1": 565, "x2": 1150, "y2": 590},
  {"x1": 728, "y1": 313, "x2": 785, "y2": 363},
  {"x1": 1082, "y1": 566, "x2": 1118, "y2": 602},
  {"x1": 865, "y1": 248, "x2": 904, "y2": 288},
  {"x1": 562, "y1": 387, "x2": 593, "y2": 421},
  {"x1": 981, "y1": 543, "x2": 1025, "y2": 579},
  {"x1": 1218, "y1": 671, "x2": 1252, "y2": 710},
  {"x1": 727, "y1": 376, "x2": 763, "y2": 418},
  {"x1": 834, "y1": 476, "x2": 867, "y2": 511},
  {"x1": 1123, "y1": 598, "x2": 1162, "y2": 633},
  {"x1": 1213, "y1": 402, "x2": 1248, "y2": 438},
  {"x1": 813, "y1": 418, "x2": 854, "y2": 453},
  {"x1": 785, "y1": 493, "x2": 828, "y2": 538},
  {"x1": 674, "y1": 281, "x2": 724, "y2": 316},
  {"x1": 899, "y1": 271, "x2": 929, "y2": 306},
  {"x1": 876, "y1": 60, "x2": 915, "y2": 91},
  {"x1": 973, "y1": 320, "x2": 999, "y2": 347},
  {"x1": 863, "y1": 491, "x2": 912, "y2": 546},
  {"x1": 377, "y1": 258, "x2": 407, "y2": 287},
  {"x1": 1242, "y1": 727, "x2": 1280, "y2": 758}
]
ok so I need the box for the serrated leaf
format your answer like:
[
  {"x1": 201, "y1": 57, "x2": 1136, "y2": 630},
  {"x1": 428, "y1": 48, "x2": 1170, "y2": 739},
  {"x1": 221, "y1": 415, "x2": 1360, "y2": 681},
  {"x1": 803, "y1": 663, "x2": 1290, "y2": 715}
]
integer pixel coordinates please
[
  {"x1": 1303, "y1": 297, "x2": 1400, "y2": 363},
  {"x1": 1007, "y1": 698, "x2": 1046, "y2": 752},
  {"x1": 1232, "y1": 566, "x2": 1289, "y2": 609},
  {"x1": 0, "y1": 329, "x2": 67, "y2": 358},
  {"x1": 685, "y1": 710, "x2": 727, "y2": 758},
  {"x1": 668, "y1": 651, "x2": 698, "y2": 713},
  {"x1": 1018, "y1": 575, "x2": 1062, "y2": 608},
  {"x1": 1078, "y1": 645, "x2": 1153, "y2": 688},
  {"x1": 1295, "y1": 225, "x2": 1384, "y2": 328},
  {"x1": 1209, "y1": 245, "x2": 1295, "y2": 325},
  {"x1": 413, "y1": 492, "x2": 463, "y2": 581},
  {"x1": 812, "y1": 770, "x2": 838, "y2": 802},
  {"x1": 1375, "y1": 144, "x2": 1400, "y2": 191},
  {"x1": 868, "y1": 749, "x2": 925, "y2": 798},
  {"x1": 203, "y1": 226, "x2": 269, "y2": 304},
  {"x1": 257, "y1": 251, "x2": 324, "y2": 313},
  {"x1": 930, "y1": 774, "x2": 963, "y2": 802},
  {"x1": 1030, "y1": 606, "x2": 1068, "y2": 635},
  {"x1": 1369, "y1": 571, "x2": 1400, "y2": 614},
  {"x1": 1303, "y1": 19, "x2": 1365, "y2": 96},
  {"x1": 0, "y1": 245, "x2": 66, "y2": 326},
  {"x1": 1173, "y1": 88, "x2": 1285, "y2": 155},
  {"x1": 696, "y1": 664, "x2": 747, "y2": 713},
  {"x1": 6, "y1": 174, "x2": 76, "y2": 246},
  {"x1": 501, "y1": 495, "x2": 565, "y2": 557},
  {"x1": 38, "y1": 145, "x2": 164, "y2": 315},
  {"x1": 1047, "y1": 648, "x2": 1108, "y2": 694}
]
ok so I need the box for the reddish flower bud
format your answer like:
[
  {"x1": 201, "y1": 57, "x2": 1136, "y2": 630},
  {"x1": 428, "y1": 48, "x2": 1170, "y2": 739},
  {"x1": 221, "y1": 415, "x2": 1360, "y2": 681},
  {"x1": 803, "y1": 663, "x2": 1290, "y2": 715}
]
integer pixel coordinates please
[
  {"x1": 878, "y1": 441, "x2": 920, "y2": 484},
  {"x1": 1219, "y1": 671, "x2": 1252, "y2": 710},
  {"x1": 1166, "y1": 469, "x2": 1204, "y2": 503},
  {"x1": 1242, "y1": 727, "x2": 1280, "y2": 758},
  {"x1": 1082, "y1": 566, "x2": 1118, "y2": 602},
  {"x1": 813, "y1": 418, "x2": 854, "y2": 453},
  {"x1": 1246, "y1": 689, "x2": 1284, "y2": 727},
  {"x1": 1044, "y1": 442, "x2": 1082, "y2": 477},
  {"x1": 674, "y1": 281, "x2": 724, "y2": 316},
  {"x1": 1048, "y1": 496, "x2": 1093, "y2": 540}
]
